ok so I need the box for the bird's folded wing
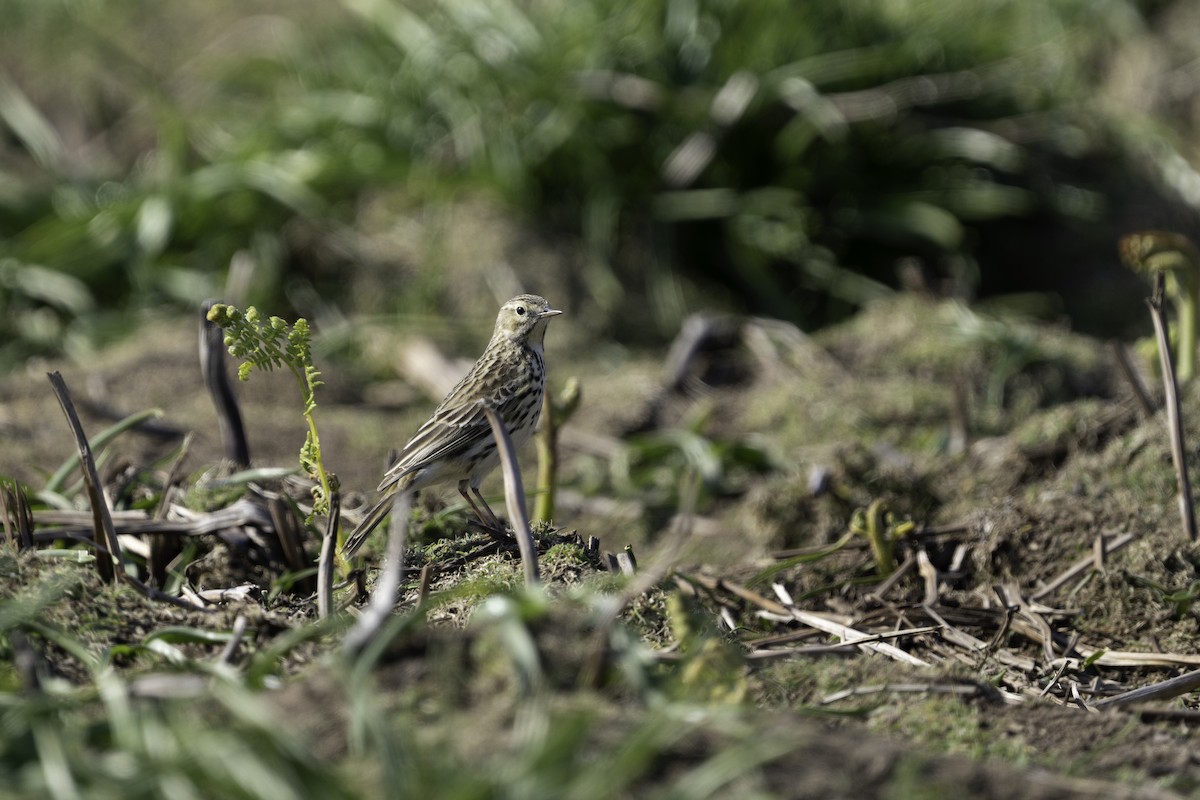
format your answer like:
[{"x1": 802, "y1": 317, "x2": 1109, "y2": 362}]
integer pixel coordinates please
[{"x1": 377, "y1": 378, "x2": 534, "y2": 491}]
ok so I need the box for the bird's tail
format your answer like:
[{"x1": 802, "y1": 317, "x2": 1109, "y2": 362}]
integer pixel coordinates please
[{"x1": 342, "y1": 492, "x2": 397, "y2": 559}]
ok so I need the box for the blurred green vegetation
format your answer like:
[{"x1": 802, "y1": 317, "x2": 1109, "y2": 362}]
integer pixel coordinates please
[
  {"x1": 0, "y1": 542, "x2": 781, "y2": 799},
  {"x1": 0, "y1": 0, "x2": 1188, "y2": 367}
]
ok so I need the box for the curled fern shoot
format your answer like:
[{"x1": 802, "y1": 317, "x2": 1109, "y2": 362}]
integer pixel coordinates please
[{"x1": 206, "y1": 303, "x2": 337, "y2": 517}]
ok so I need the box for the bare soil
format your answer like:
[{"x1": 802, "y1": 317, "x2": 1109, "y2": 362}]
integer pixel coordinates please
[{"x1": 4, "y1": 293, "x2": 1200, "y2": 797}]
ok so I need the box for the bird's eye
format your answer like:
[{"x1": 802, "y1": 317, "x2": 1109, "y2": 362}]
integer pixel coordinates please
[{"x1": 515, "y1": 306, "x2": 526, "y2": 316}]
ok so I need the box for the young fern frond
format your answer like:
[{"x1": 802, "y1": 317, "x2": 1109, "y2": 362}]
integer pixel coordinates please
[{"x1": 207, "y1": 304, "x2": 337, "y2": 517}]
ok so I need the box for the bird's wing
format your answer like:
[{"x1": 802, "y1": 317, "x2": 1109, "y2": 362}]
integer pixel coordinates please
[{"x1": 377, "y1": 367, "x2": 536, "y2": 492}]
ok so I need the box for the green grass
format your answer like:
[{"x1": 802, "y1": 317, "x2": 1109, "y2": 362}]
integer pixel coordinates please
[
  {"x1": 0, "y1": 0, "x2": 1164, "y2": 367},
  {"x1": 0, "y1": 5, "x2": 1195, "y2": 790}
]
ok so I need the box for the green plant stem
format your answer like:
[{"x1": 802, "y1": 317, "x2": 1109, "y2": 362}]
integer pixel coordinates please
[
  {"x1": 854, "y1": 499, "x2": 895, "y2": 577},
  {"x1": 291, "y1": 361, "x2": 333, "y2": 517},
  {"x1": 307, "y1": 414, "x2": 334, "y2": 514},
  {"x1": 1178, "y1": 274, "x2": 1197, "y2": 382},
  {"x1": 534, "y1": 392, "x2": 557, "y2": 525},
  {"x1": 534, "y1": 378, "x2": 580, "y2": 525}
]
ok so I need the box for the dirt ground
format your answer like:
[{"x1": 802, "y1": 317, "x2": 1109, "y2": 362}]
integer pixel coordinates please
[{"x1": 5, "y1": 292, "x2": 1200, "y2": 797}]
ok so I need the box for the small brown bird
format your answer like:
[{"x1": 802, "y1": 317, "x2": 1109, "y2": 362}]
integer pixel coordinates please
[{"x1": 343, "y1": 294, "x2": 562, "y2": 557}]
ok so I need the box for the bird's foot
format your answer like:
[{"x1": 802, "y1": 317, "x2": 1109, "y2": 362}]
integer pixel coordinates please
[{"x1": 467, "y1": 518, "x2": 512, "y2": 542}]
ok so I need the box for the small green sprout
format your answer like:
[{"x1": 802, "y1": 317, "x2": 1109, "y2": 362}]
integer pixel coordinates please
[
  {"x1": 206, "y1": 303, "x2": 337, "y2": 517},
  {"x1": 1120, "y1": 230, "x2": 1200, "y2": 382},
  {"x1": 534, "y1": 377, "x2": 581, "y2": 525},
  {"x1": 849, "y1": 499, "x2": 914, "y2": 577}
]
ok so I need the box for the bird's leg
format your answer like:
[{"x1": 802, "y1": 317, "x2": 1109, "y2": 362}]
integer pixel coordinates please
[
  {"x1": 458, "y1": 480, "x2": 503, "y2": 533},
  {"x1": 472, "y1": 486, "x2": 505, "y2": 530}
]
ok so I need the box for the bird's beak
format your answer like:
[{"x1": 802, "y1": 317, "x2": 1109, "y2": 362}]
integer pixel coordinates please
[{"x1": 540, "y1": 308, "x2": 564, "y2": 318}]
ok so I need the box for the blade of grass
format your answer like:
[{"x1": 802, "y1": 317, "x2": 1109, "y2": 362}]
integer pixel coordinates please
[
  {"x1": 1147, "y1": 273, "x2": 1198, "y2": 540},
  {"x1": 200, "y1": 298, "x2": 251, "y2": 467},
  {"x1": 344, "y1": 491, "x2": 410, "y2": 654},
  {"x1": 43, "y1": 408, "x2": 164, "y2": 495},
  {"x1": 317, "y1": 492, "x2": 339, "y2": 619},
  {"x1": 482, "y1": 405, "x2": 538, "y2": 587},
  {"x1": 47, "y1": 371, "x2": 124, "y2": 582}
]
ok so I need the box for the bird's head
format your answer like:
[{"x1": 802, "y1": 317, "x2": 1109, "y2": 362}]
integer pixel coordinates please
[{"x1": 494, "y1": 294, "x2": 562, "y2": 346}]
